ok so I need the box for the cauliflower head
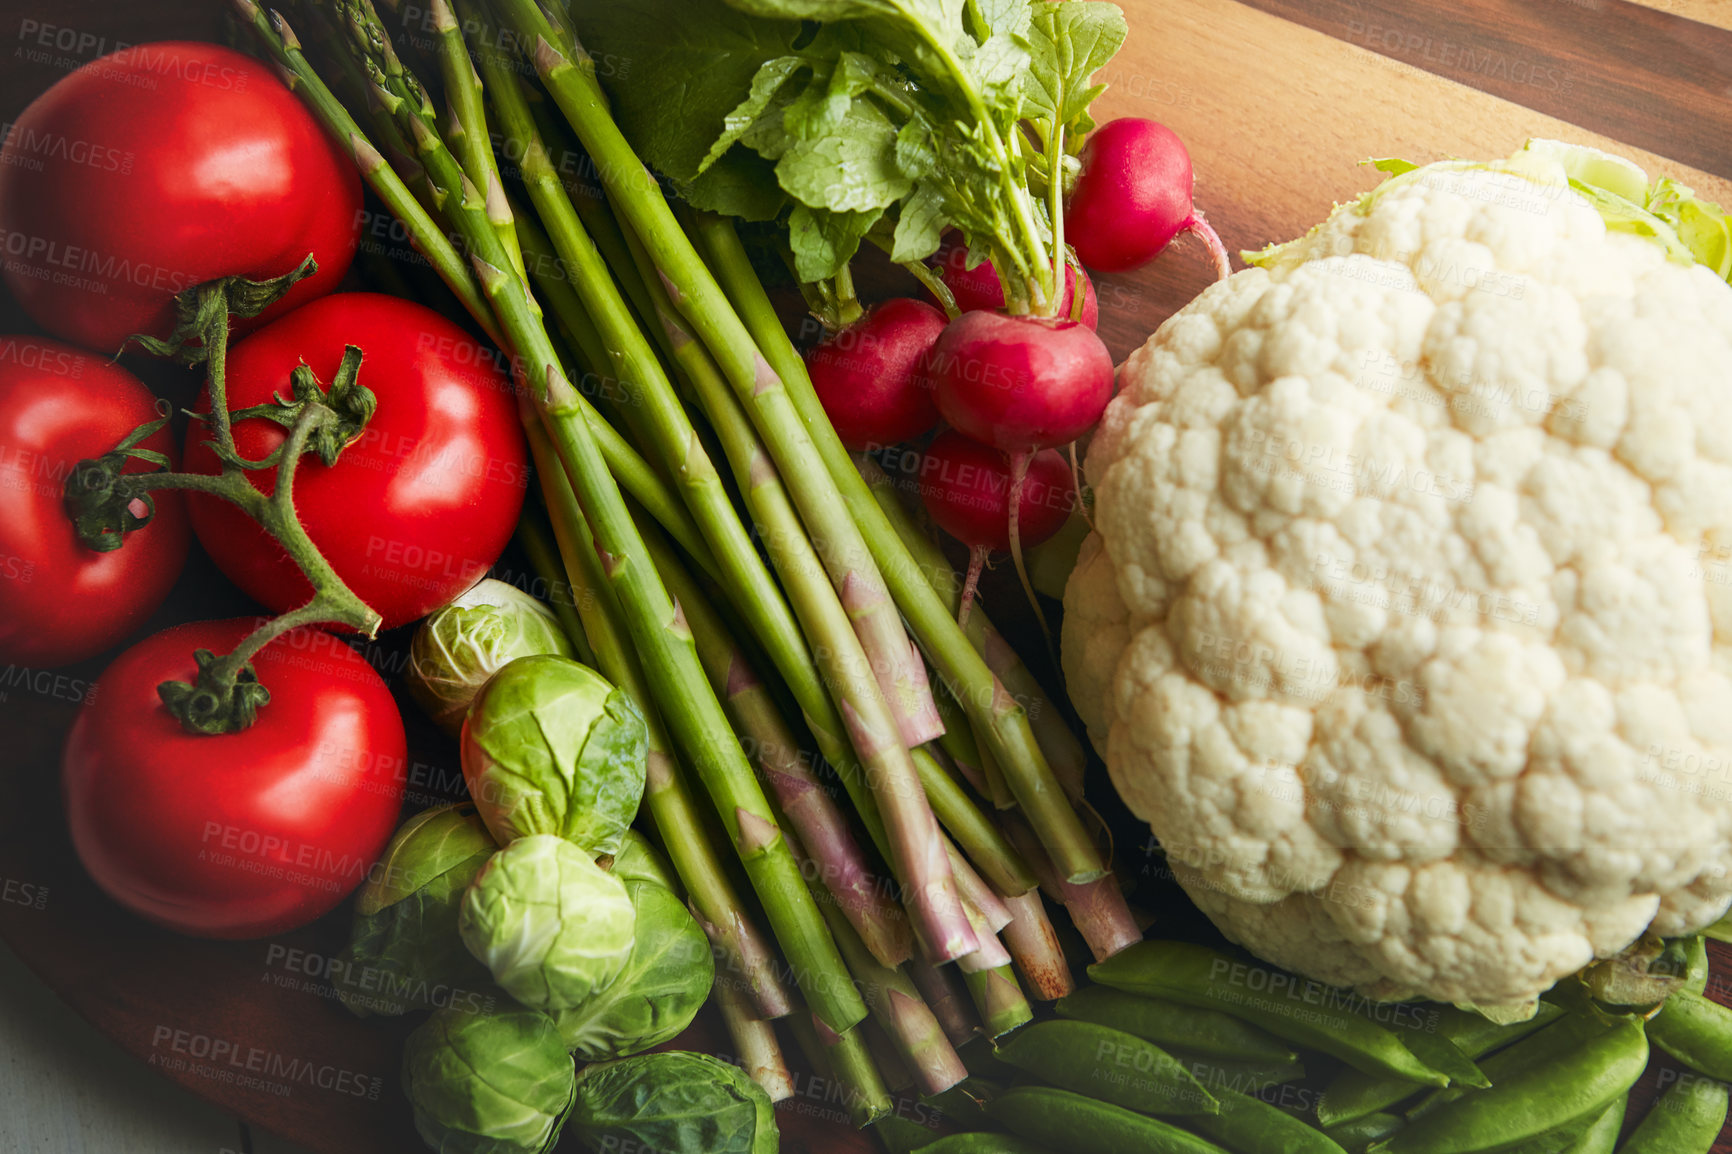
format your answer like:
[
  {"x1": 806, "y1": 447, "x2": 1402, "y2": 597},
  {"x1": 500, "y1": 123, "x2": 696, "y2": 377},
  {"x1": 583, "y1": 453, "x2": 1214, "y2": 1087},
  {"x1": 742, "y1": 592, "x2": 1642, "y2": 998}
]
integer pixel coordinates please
[{"x1": 1064, "y1": 142, "x2": 1732, "y2": 1012}]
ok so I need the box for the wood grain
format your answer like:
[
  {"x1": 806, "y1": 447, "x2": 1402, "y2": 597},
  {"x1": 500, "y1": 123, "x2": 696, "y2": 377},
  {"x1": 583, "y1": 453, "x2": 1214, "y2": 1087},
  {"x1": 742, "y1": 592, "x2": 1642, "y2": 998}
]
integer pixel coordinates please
[
  {"x1": 1084, "y1": 0, "x2": 1732, "y2": 362},
  {"x1": 2, "y1": 1, "x2": 1731, "y2": 1151},
  {"x1": 1235, "y1": 0, "x2": 1732, "y2": 180}
]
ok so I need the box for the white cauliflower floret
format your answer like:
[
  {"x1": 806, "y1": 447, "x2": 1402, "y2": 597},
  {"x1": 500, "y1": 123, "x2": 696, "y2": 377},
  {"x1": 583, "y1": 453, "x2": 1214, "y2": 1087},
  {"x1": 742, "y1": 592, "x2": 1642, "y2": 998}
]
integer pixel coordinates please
[{"x1": 1065, "y1": 144, "x2": 1732, "y2": 1012}]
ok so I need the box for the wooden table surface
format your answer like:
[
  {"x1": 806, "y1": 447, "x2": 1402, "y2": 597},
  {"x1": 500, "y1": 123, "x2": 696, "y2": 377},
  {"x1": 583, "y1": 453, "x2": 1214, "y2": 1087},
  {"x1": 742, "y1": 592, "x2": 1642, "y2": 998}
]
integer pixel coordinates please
[{"x1": 1, "y1": 1, "x2": 1730, "y2": 1152}]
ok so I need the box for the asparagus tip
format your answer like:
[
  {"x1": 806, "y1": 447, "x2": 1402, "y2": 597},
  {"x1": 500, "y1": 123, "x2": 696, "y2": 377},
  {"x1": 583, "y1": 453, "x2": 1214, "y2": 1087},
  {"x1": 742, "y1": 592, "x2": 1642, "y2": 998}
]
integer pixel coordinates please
[{"x1": 268, "y1": 9, "x2": 299, "y2": 50}]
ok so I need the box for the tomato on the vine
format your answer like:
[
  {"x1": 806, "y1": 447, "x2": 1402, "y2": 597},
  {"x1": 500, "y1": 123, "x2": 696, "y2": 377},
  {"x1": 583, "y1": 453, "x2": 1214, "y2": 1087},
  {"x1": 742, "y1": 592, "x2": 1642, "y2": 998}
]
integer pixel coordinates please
[
  {"x1": 183, "y1": 293, "x2": 529, "y2": 631},
  {"x1": 0, "y1": 336, "x2": 189, "y2": 667},
  {"x1": 63, "y1": 618, "x2": 407, "y2": 939},
  {"x1": 0, "y1": 42, "x2": 361, "y2": 353}
]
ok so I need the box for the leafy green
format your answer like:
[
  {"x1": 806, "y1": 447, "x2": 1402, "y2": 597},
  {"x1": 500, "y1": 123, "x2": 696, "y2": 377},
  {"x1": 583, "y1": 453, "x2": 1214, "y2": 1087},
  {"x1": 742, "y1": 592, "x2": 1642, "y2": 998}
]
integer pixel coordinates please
[
  {"x1": 1250, "y1": 143, "x2": 1732, "y2": 285},
  {"x1": 567, "y1": 0, "x2": 804, "y2": 183},
  {"x1": 776, "y1": 99, "x2": 912, "y2": 212},
  {"x1": 1022, "y1": 1, "x2": 1126, "y2": 142},
  {"x1": 572, "y1": 0, "x2": 1128, "y2": 308},
  {"x1": 789, "y1": 203, "x2": 885, "y2": 280},
  {"x1": 339, "y1": 805, "x2": 500, "y2": 1018},
  {"x1": 567, "y1": 1052, "x2": 778, "y2": 1154},
  {"x1": 403, "y1": 1009, "x2": 576, "y2": 1154}
]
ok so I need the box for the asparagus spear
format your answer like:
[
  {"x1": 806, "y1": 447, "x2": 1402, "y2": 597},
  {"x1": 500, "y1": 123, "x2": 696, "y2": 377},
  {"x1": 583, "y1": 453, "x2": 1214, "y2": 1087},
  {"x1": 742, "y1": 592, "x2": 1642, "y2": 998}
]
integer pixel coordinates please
[
  {"x1": 789, "y1": 1012, "x2": 894, "y2": 1128},
  {"x1": 713, "y1": 976, "x2": 794, "y2": 1104},
  {"x1": 424, "y1": 0, "x2": 519, "y2": 271},
  {"x1": 514, "y1": 513, "x2": 598, "y2": 669},
  {"x1": 910, "y1": 959, "x2": 977, "y2": 1048},
  {"x1": 1000, "y1": 810, "x2": 1142, "y2": 964},
  {"x1": 606, "y1": 201, "x2": 985, "y2": 964},
  {"x1": 469, "y1": 17, "x2": 970, "y2": 965},
  {"x1": 489, "y1": 0, "x2": 945, "y2": 755},
  {"x1": 689, "y1": 214, "x2": 1104, "y2": 885},
  {"x1": 638, "y1": 515, "x2": 914, "y2": 970},
  {"x1": 525, "y1": 425, "x2": 791, "y2": 1019},
  {"x1": 784, "y1": 829, "x2": 966, "y2": 1097},
  {"x1": 247, "y1": 1, "x2": 865, "y2": 1035},
  {"x1": 998, "y1": 889, "x2": 1075, "y2": 1002},
  {"x1": 859, "y1": 455, "x2": 1090, "y2": 803}
]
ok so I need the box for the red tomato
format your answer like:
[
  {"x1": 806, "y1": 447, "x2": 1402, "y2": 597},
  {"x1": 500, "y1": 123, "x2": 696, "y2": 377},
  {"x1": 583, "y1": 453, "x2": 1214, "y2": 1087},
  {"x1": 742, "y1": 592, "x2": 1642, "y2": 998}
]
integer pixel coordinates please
[
  {"x1": 0, "y1": 336, "x2": 188, "y2": 667},
  {"x1": 183, "y1": 293, "x2": 528, "y2": 631},
  {"x1": 63, "y1": 618, "x2": 407, "y2": 938},
  {"x1": 0, "y1": 42, "x2": 361, "y2": 353}
]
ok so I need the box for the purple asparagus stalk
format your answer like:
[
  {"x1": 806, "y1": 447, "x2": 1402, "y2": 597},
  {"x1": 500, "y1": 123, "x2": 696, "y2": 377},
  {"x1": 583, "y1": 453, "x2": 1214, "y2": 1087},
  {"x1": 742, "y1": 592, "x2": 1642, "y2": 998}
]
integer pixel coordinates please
[
  {"x1": 1002, "y1": 811, "x2": 1142, "y2": 962},
  {"x1": 999, "y1": 888, "x2": 1075, "y2": 1001}
]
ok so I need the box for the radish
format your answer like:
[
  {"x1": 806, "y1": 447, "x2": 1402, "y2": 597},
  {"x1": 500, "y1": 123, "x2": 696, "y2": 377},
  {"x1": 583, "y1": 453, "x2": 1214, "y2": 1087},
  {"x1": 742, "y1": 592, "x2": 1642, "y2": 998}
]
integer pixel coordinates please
[
  {"x1": 929, "y1": 311, "x2": 1114, "y2": 454},
  {"x1": 1067, "y1": 117, "x2": 1231, "y2": 280},
  {"x1": 920, "y1": 430, "x2": 1072, "y2": 623},
  {"x1": 928, "y1": 309, "x2": 1115, "y2": 633},
  {"x1": 929, "y1": 235, "x2": 1099, "y2": 329},
  {"x1": 805, "y1": 297, "x2": 949, "y2": 450}
]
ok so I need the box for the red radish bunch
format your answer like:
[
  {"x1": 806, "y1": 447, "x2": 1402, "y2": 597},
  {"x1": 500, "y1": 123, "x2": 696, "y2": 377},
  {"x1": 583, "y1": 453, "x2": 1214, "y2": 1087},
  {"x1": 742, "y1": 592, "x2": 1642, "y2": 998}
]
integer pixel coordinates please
[
  {"x1": 806, "y1": 298, "x2": 949, "y2": 450},
  {"x1": 920, "y1": 431, "x2": 1073, "y2": 622},
  {"x1": 929, "y1": 235, "x2": 1099, "y2": 330},
  {"x1": 802, "y1": 116, "x2": 1223, "y2": 624},
  {"x1": 1066, "y1": 117, "x2": 1231, "y2": 279}
]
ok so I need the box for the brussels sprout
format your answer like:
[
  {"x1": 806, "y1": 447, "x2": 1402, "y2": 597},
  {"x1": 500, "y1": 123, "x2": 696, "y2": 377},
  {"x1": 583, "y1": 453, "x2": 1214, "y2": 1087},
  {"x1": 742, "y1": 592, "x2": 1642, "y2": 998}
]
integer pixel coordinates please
[
  {"x1": 567, "y1": 1052, "x2": 778, "y2": 1154},
  {"x1": 339, "y1": 804, "x2": 499, "y2": 1017},
  {"x1": 460, "y1": 835, "x2": 636, "y2": 1013},
  {"x1": 555, "y1": 879, "x2": 713, "y2": 1060},
  {"x1": 408, "y1": 580, "x2": 573, "y2": 736},
  {"x1": 601, "y1": 830, "x2": 678, "y2": 890},
  {"x1": 403, "y1": 1007, "x2": 576, "y2": 1154},
  {"x1": 461, "y1": 655, "x2": 647, "y2": 854}
]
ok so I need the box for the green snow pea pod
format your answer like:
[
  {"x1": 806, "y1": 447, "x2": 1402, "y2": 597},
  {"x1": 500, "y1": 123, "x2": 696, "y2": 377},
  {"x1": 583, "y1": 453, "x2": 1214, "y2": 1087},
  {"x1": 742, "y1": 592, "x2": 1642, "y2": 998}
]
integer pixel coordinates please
[
  {"x1": 1407, "y1": 1015, "x2": 1612, "y2": 1122},
  {"x1": 1325, "y1": 1113, "x2": 1405, "y2": 1154},
  {"x1": 987, "y1": 1086, "x2": 1233, "y2": 1154},
  {"x1": 1187, "y1": 1088, "x2": 1348, "y2": 1154},
  {"x1": 912, "y1": 1135, "x2": 1057, "y2": 1154},
  {"x1": 1174, "y1": 1051, "x2": 1309, "y2": 1101},
  {"x1": 1056, "y1": 987, "x2": 1298, "y2": 1064},
  {"x1": 1371, "y1": 1018, "x2": 1647, "y2": 1154},
  {"x1": 1682, "y1": 935, "x2": 1709, "y2": 997},
  {"x1": 1649, "y1": 989, "x2": 1732, "y2": 1080},
  {"x1": 925, "y1": 1078, "x2": 1005, "y2": 1131},
  {"x1": 1618, "y1": 1071, "x2": 1727, "y2": 1154},
  {"x1": 994, "y1": 1019, "x2": 1220, "y2": 1116},
  {"x1": 1393, "y1": 1030, "x2": 1487, "y2": 1090},
  {"x1": 1496, "y1": 1098, "x2": 1625, "y2": 1154},
  {"x1": 1319, "y1": 1006, "x2": 1564, "y2": 1127},
  {"x1": 1089, "y1": 943, "x2": 1448, "y2": 1086},
  {"x1": 1560, "y1": 1097, "x2": 1622, "y2": 1154}
]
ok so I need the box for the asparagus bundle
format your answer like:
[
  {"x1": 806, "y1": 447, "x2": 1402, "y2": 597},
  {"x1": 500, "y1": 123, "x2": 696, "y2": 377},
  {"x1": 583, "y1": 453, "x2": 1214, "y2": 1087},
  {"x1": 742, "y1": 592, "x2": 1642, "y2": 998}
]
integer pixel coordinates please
[{"x1": 239, "y1": 0, "x2": 1133, "y2": 1118}]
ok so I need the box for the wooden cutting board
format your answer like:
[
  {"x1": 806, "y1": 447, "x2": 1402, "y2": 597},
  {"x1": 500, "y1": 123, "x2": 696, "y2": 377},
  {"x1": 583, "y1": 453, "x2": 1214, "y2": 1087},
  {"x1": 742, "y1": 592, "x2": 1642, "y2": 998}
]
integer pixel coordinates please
[{"x1": 2, "y1": 1, "x2": 1730, "y2": 1152}]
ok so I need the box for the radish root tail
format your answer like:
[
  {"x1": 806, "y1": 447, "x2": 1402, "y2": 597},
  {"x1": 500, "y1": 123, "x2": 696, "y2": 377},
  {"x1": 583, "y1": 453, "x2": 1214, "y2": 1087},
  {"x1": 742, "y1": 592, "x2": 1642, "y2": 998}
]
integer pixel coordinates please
[
  {"x1": 1007, "y1": 452, "x2": 1057, "y2": 663},
  {"x1": 1187, "y1": 210, "x2": 1232, "y2": 282},
  {"x1": 958, "y1": 545, "x2": 988, "y2": 629},
  {"x1": 1068, "y1": 441, "x2": 1092, "y2": 530}
]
